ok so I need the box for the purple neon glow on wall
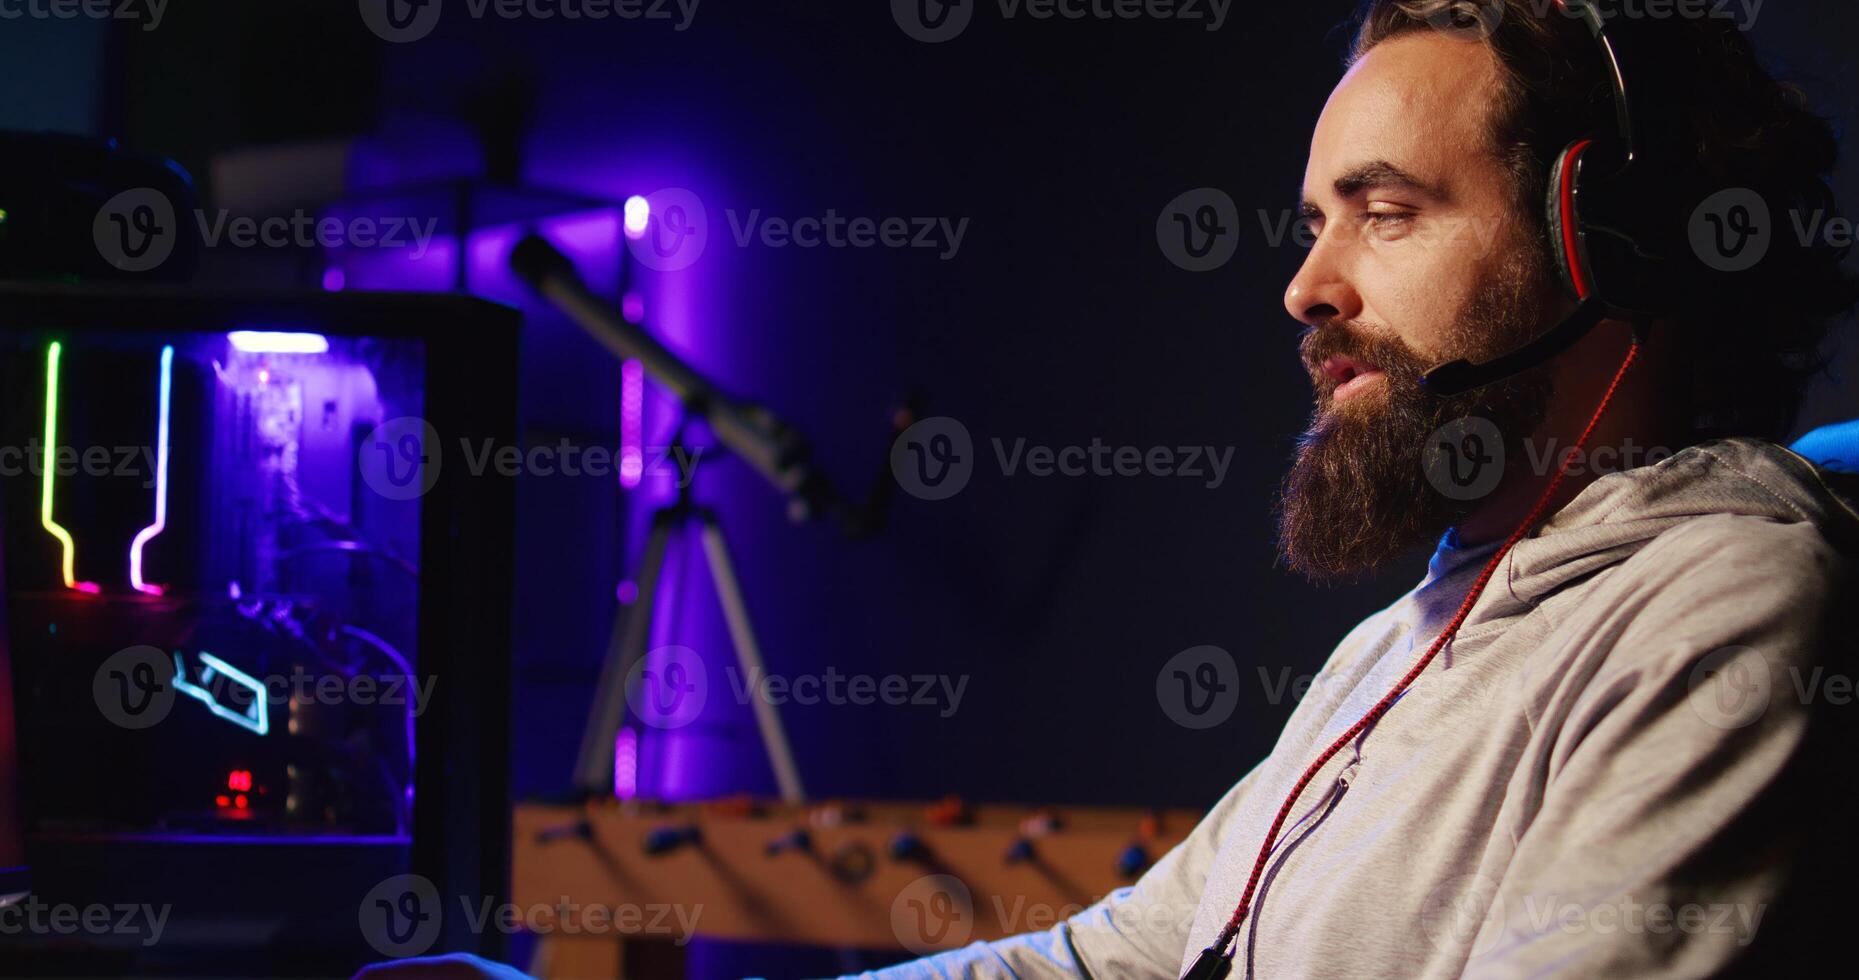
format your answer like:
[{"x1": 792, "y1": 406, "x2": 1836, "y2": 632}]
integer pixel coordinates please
[
  {"x1": 324, "y1": 136, "x2": 744, "y2": 801},
  {"x1": 620, "y1": 358, "x2": 644, "y2": 488},
  {"x1": 614, "y1": 726, "x2": 639, "y2": 799}
]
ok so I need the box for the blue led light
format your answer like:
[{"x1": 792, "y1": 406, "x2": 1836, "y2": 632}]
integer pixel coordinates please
[{"x1": 171, "y1": 650, "x2": 269, "y2": 736}]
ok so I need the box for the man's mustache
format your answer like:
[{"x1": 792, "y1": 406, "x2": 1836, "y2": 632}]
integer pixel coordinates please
[{"x1": 1298, "y1": 319, "x2": 1428, "y2": 395}]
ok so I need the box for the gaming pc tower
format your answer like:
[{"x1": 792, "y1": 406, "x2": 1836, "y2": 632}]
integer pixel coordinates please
[{"x1": 0, "y1": 283, "x2": 518, "y2": 975}]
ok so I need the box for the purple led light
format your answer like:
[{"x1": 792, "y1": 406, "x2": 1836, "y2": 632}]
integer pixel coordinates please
[
  {"x1": 322, "y1": 267, "x2": 346, "y2": 291},
  {"x1": 614, "y1": 726, "x2": 639, "y2": 799},
  {"x1": 228, "y1": 331, "x2": 330, "y2": 355},
  {"x1": 620, "y1": 359, "x2": 645, "y2": 488},
  {"x1": 623, "y1": 195, "x2": 650, "y2": 240}
]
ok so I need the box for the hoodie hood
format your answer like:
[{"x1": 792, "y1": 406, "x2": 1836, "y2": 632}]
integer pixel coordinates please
[
  {"x1": 1465, "y1": 437, "x2": 1859, "y2": 621},
  {"x1": 1358, "y1": 437, "x2": 1857, "y2": 643}
]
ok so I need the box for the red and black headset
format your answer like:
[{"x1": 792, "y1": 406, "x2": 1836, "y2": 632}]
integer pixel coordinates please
[
  {"x1": 1184, "y1": 4, "x2": 1703, "y2": 977},
  {"x1": 1423, "y1": 0, "x2": 1690, "y2": 396}
]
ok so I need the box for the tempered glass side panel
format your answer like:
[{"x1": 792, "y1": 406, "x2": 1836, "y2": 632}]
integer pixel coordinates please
[{"x1": 0, "y1": 330, "x2": 424, "y2": 839}]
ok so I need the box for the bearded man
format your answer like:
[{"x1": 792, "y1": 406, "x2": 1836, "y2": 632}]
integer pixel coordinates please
[{"x1": 856, "y1": 1, "x2": 1859, "y2": 977}]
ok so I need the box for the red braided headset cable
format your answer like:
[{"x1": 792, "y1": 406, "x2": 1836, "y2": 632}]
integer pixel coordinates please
[{"x1": 1200, "y1": 338, "x2": 1643, "y2": 968}]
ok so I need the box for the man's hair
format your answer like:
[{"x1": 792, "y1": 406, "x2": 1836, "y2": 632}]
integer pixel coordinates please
[{"x1": 1351, "y1": 0, "x2": 1857, "y2": 441}]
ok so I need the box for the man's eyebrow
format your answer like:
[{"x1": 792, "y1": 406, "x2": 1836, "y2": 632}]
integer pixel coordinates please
[
  {"x1": 1330, "y1": 160, "x2": 1447, "y2": 200},
  {"x1": 1295, "y1": 161, "x2": 1447, "y2": 220}
]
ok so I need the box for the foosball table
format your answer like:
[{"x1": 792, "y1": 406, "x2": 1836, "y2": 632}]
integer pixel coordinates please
[{"x1": 513, "y1": 797, "x2": 1202, "y2": 977}]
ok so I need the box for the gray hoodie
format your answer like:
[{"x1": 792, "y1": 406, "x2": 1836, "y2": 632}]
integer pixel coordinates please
[{"x1": 856, "y1": 437, "x2": 1859, "y2": 979}]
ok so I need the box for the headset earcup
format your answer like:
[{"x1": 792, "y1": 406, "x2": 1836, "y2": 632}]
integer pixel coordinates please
[{"x1": 1545, "y1": 141, "x2": 1586, "y2": 299}]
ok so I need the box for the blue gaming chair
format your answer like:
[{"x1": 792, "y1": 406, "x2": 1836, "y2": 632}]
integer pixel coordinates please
[
  {"x1": 1790, "y1": 419, "x2": 1859, "y2": 509},
  {"x1": 1792, "y1": 419, "x2": 1859, "y2": 473}
]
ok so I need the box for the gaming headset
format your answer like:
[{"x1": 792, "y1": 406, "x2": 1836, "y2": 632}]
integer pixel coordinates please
[{"x1": 1423, "y1": 0, "x2": 1690, "y2": 396}]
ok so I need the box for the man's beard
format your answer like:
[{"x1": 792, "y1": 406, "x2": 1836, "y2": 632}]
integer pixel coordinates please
[{"x1": 1276, "y1": 253, "x2": 1557, "y2": 581}]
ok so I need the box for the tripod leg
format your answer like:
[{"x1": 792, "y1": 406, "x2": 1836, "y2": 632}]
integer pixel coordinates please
[
  {"x1": 572, "y1": 507, "x2": 679, "y2": 793},
  {"x1": 697, "y1": 512, "x2": 807, "y2": 804}
]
